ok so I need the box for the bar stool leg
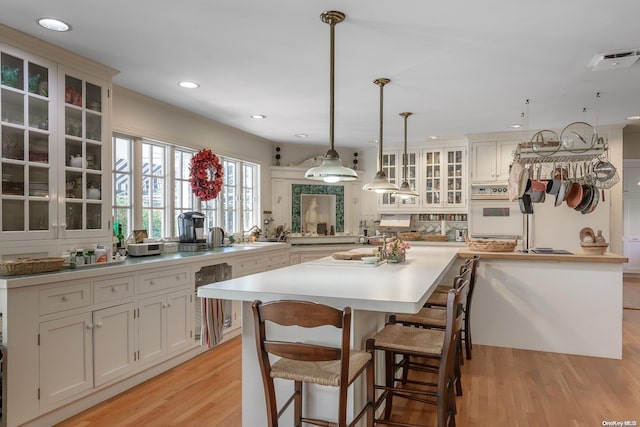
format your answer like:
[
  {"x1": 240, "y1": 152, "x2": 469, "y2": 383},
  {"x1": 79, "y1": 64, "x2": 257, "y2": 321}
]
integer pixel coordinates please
[
  {"x1": 384, "y1": 350, "x2": 395, "y2": 420},
  {"x1": 294, "y1": 381, "x2": 302, "y2": 427}
]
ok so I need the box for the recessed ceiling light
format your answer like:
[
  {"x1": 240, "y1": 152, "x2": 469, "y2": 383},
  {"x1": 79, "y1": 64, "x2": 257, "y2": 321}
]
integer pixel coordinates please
[
  {"x1": 507, "y1": 124, "x2": 522, "y2": 129},
  {"x1": 294, "y1": 134, "x2": 308, "y2": 138},
  {"x1": 428, "y1": 136, "x2": 439, "y2": 140},
  {"x1": 178, "y1": 81, "x2": 199, "y2": 89},
  {"x1": 626, "y1": 115, "x2": 640, "y2": 120},
  {"x1": 37, "y1": 18, "x2": 71, "y2": 32},
  {"x1": 250, "y1": 115, "x2": 266, "y2": 119}
]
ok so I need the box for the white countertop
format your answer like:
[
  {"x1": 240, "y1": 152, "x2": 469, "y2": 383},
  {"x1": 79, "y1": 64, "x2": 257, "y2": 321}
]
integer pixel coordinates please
[{"x1": 197, "y1": 246, "x2": 459, "y2": 314}]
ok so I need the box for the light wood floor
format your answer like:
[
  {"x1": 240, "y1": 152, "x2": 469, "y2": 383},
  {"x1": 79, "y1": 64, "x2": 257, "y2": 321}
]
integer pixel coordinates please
[{"x1": 57, "y1": 283, "x2": 640, "y2": 427}]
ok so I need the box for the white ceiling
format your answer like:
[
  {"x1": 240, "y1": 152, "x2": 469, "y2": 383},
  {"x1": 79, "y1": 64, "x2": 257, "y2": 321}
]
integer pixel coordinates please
[{"x1": 2, "y1": 0, "x2": 640, "y2": 148}]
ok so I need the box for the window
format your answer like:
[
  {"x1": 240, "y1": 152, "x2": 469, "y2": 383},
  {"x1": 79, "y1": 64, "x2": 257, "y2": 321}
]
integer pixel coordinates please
[
  {"x1": 112, "y1": 134, "x2": 260, "y2": 239},
  {"x1": 174, "y1": 148, "x2": 195, "y2": 237},
  {"x1": 112, "y1": 135, "x2": 133, "y2": 239},
  {"x1": 141, "y1": 142, "x2": 166, "y2": 239}
]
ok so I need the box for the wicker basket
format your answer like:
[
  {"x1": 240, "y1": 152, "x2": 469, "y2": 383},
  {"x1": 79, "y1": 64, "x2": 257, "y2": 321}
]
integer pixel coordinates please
[
  {"x1": 0, "y1": 257, "x2": 65, "y2": 276},
  {"x1": 397, "y1": 232, "x2": 422, "y2": 241},
  {"x1": 464, "y1": 235, "x2": 517, "y2": 252},
  {"x1": 580, "y1": 243, "x2": 608, "y2": 255},
  {"x1": 421, "y1": 234, "x2": 449, "y2": 242}
]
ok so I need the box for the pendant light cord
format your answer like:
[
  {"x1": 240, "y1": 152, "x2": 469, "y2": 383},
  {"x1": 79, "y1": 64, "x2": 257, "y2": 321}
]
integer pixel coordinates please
[
  {"x1": 400, "y1": 112, "x2": 413, "y2": 182},
  {"x1": 329, "y1": 17, "x2": 336, "y2": 152},
  {"x1": 374, "y1": 78, "x2": 390, "y2": 171}
]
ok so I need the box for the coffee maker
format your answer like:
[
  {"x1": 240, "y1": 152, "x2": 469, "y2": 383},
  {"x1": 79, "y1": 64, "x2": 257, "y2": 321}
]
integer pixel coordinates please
[{"x1": 178, "y1": 212, "x2": 206, "y2": 243}]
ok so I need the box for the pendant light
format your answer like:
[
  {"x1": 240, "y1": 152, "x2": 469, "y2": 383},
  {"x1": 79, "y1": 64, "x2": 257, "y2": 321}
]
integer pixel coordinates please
[
  {"x1": 392, "y1": 112, "x2": 419, "y2": 199},
  {"x1": 363, "y1": 78, "x2": 398, "y2": 193},
  {"x1": 305, "y1": 11, "x2": 358, "y2": 183}
]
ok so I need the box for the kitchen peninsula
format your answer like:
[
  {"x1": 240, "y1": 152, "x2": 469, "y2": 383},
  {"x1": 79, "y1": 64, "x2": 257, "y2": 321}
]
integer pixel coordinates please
[{"x1": 197, "y1": 245, "x2": 460, "y2": 427}]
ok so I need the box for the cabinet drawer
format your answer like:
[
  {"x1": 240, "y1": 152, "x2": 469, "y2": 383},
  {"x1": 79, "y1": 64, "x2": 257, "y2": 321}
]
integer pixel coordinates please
[
  {"x1": 265, "y1": 252, "x2": 288, "y2": 270},
  {"x1": 138, "y1": 268, "x2": 190, "y2": 294},
  {"x1": 39, "y1": 282, "x2": 91, "y2": 315},
  {"x1": 234, "y1": 255, "x2": 264, "y2": 277},
  {"x1": 94, "y1": 276, "x2": 135, "y2": 304}
]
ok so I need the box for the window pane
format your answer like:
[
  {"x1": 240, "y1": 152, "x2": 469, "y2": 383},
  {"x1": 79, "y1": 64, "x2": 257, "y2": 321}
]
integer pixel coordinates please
[
  {"x1": 152, "y1": 145, "x2": 164, "y2": 176},
  {"x1": 114, "y1": 173, "x2": 130, "y2": 205},
  {"x1": 142, "y1": 176, "x2": 151, "y2": 206},
  {"x1": 152, "y1": 177, "x2": 164, "y2": 208},
  {"x1": 114, "y1": 137, "x2": 130, "y2": 172}
]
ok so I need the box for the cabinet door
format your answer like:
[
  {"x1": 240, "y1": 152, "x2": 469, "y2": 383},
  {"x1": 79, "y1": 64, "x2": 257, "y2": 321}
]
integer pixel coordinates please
[
  {"x1": 422, "y1": 149, "x2": 442, "y2": 207},
  {"x1": 39, "y1": 312, "x2": 93, "y2": 409},
  {"x1": 471, "y1": 142, "x2": 497, "y2": 182},
  {"x1": 1, "y1": 45, "x2": 58, "y2": 241},
  {"x1": 497, "y1": 141, "x2": 517, "y2": 181},
  {"x1": 166, "y1": 290, "x2": 193, "y2": 355},
  {"x1": 93, "y1": 302, "x2": 135, "y2": 386},
  {"x1": 379, "y1": 152, "x2": 399, "y2": 208},
  {"x1": 444, "y1": 148, "x2": 465, "y2": 207},
  {"x1": 58, "y1": 66, "x2": 111, "y2": 239},
  {"x1": 138, "y1": 295, "x2": 166, "y2": 366}
]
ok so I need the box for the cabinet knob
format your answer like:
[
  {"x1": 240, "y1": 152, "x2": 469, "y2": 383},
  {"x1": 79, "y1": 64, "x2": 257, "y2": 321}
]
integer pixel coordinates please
[
  {"x1": 111, "y1": 287, "x2": 117, "y2": 293},
  {"x1": 86, "y1": 323, "x2": 94, "y2": 329},
  {"x1": 176, "y1": 275, "x2": 181, "y2": 280},
  {"x1": 162, "y1": 303, "x2": 167, "y2": 308},
  {"x1": 96, "y1": 321, "x2": 103, "y2": 328},
  {"x1": 61, "y1": 295, "x2": 68, "y2": 302},
  {"x1": 150, "y1": 280, "x2": 155, "y2": 285},
  {"x1": 167, "y1": 302, "x2": 172, "y2": 307}
]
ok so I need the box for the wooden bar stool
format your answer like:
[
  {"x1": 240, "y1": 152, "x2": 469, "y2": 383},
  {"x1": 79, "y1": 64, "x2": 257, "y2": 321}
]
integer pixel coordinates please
[
  {"x1": 426, "y1": 256, "x2": 479, "y2": 360},
  {"x1": 366, "y1": 280, "x2": 468, "y2": 427},
  {"x1": 392, "y1": 274, "x2": 470, "y2": 397},
  {"x1": 252, "y1": 300, "x2": 374, "y2": 427}
]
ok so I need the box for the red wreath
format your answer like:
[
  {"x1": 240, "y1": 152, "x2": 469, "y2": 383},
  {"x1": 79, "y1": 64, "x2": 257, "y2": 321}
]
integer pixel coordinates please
[{"x1": 190, "y1": 149, "x2": 224, "y2": 201}]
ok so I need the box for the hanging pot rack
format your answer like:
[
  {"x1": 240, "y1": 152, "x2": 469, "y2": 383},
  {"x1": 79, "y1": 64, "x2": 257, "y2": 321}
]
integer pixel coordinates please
[{"x1": 512, "y1": 123, "x2": 609, "y2": 167}]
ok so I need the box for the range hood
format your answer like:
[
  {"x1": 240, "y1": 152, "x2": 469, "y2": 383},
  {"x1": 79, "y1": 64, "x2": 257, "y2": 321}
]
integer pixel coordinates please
[{"x1": 379, "y1": 214, "x2": 411, "y2": 228}]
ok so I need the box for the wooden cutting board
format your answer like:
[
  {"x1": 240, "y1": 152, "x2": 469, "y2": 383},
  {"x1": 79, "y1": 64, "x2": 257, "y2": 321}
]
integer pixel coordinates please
[{"x1": 332, "y1": 249, "x2": 377, "y2": 260}]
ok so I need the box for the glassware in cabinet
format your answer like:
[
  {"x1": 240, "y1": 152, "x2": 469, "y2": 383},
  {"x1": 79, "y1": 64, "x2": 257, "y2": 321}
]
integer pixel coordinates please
[
  {"x1": 60, "y1": 68, "x2": 109, "y2": 237},
  {"x1": 1, "y1": 47, "x2": 55, "y2": 238}
]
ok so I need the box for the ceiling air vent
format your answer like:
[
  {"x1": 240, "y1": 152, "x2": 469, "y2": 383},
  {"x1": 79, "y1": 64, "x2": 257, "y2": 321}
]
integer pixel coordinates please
[{"x1": 589, "y1": 50, "x2": 640, "y2": 71}]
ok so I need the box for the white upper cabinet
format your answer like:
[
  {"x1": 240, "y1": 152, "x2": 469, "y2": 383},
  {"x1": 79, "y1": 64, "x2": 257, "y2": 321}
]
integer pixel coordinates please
[
  {"x1": 378, "y1": 150, "x2": 419, "y2": 210},
  {"x1": 1, "y1": 46, "x2": 58, "y2": 240},
  {"x1": 1, "y1": 31, "x2": 115, "y2": 244},
  {"x1": 470, "y1": 141, "x2": 516, "y2": 183},
  {"x1": 377, "y1": 145, "x2": 466, "y2": 212}
]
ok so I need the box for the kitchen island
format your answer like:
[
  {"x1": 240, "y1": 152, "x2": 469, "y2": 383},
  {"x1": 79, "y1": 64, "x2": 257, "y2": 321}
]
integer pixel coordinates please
[
  {"x1": 197, "y1": 246, "x2": 460, "y2": 427},
  {"x1": 458, "y1": 248, "x2": 628, "y2": 359}
]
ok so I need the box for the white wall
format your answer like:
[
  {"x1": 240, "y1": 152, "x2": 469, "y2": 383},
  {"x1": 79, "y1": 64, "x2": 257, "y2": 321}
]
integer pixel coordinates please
[{"x1": 112, "y1": 86, "x2": 275, "y2": 213}]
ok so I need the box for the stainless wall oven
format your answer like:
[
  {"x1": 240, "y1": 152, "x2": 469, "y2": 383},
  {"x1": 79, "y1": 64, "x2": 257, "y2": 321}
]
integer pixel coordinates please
[{"x1": 469, "y1": 184, "x2": 523, "y2": 239}]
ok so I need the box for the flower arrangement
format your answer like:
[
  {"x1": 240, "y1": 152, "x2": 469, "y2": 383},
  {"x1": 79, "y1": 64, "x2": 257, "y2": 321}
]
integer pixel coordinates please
[
  {"x1": 385, "y1": 238, "x2": 410, "y2": 262},
  {"x1": 190, "y1": 149, "x2": 224, "y2": 201}
]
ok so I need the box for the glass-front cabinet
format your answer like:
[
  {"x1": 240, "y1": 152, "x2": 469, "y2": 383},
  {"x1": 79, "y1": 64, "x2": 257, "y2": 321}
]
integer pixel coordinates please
[
  {"x1": 1, "y1": 47, "x2": 57, "y2": 239},
  {"x1": 379, "y1": 150, "x2": 419, "y2": 209},
  {"x1": 60, "y1": 67, "x2": 109, "y2": 237},
  {"x1": 0, "y1": 42, "x2": 111, "y2": 242},
  {"x1": 422, "y1": 147, "x2": 466, "y2": 210}
]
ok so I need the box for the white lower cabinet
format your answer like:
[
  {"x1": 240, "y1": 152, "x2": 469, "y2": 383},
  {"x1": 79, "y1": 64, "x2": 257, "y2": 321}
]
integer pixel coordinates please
[
  {"x1": 39, "y1": 302, "x2": 135, "y2": 410},
  {"x1": 1, "y1": 245, "x2": 288, "y2": 427},
  {"x1": 138, "y1": 290, "x2": 193, "y2": 367}
]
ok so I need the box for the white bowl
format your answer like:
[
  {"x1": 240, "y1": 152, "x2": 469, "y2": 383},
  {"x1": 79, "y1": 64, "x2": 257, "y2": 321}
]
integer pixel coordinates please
[{"x1": 361, "y1": 256, "x2": 379, "y2": 264}]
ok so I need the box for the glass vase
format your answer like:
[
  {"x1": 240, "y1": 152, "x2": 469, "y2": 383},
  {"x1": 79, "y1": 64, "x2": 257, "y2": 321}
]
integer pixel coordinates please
[{"x1": 387, "y1": 253, "x2": 405, "y2": 263}]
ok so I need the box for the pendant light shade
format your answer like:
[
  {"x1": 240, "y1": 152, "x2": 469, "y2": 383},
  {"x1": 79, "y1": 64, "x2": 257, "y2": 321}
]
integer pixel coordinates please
[
  {"x1": 393, "y1": 112, "x2": 419, "y2": 199},
  {"x1": 305, "y1": 11, "x2": 358, "y2": 183},
  {"x1": 363, "y1": 78, "x2": 398, "y2": 193}
]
